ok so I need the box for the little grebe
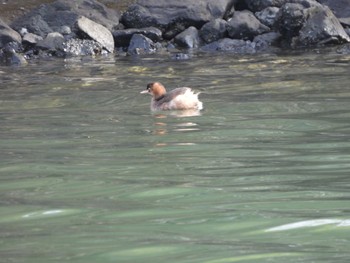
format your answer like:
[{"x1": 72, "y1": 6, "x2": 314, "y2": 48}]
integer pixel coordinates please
[{"x1": 140, "y1": 82, "x2": 203, "y2": 111}]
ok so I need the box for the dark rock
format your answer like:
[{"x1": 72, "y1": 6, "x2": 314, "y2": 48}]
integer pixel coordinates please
[
  {"x1": 0, "y1": 43, "x2": 27, "y2": 66},
  {"x1": 201, "y1": 38, "x2": 256, "y2": 53},
  {"x1": 253, "y1": 31, "x2": 281, "y2": 50},
  {"x1": 227, "y1": 10, "x2": 270, "y2": 40},
  {"x1": 245, "y1": 0, "x2": 288, "y2": 12},
  {"x1": 174, "y1": 26, "x2": 201, "y2": 48},
  {"x1": 298, "y1": 5, "x2": 350, "y2": 46},
  {"x1": 275, "y1": 1, "x2": 318, "y2": 42},
  {"x1": 199, "y1": 19, "x2": 228, "y2": 44},
  {"x1": 113, "y1": 27, "x2": 162, "y2": 47},
  {"x1": 11, "y1": 0, "x2": 120, "y2": 37},
  {"x1": 37, "y1": 32, "x2": 65, "y2": 50},
  {"x1": 276, "y1": 0, "x2": 350, "y2": 47},
  {"x1": 127, "y1": 34, "x2": 158, "y2": 55},
  {"x1": 121, "y1": 0, "x2": 234, "y2": 39},
  {"x1": 61, "y1": 38, "x2": 103, "y2": 56},
  {"x1": 255, "y1": 7, "x2": 280, "y2": 27},
  {"x1": 76, "y1": 16, "x2": 114, "y2": 53},
  {"x1": 0, "y1": 18, "x2": 22, "y2": 48},
  {"x1": 318, "y1": 0, "x2": 350, "y2": 26},
  {"x1": 23, "y1": 33, "x2": 43, "y2": 45}
]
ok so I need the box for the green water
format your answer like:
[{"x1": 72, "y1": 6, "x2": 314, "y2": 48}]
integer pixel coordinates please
[{"x1": 1, "y1": 50, "x2": 350, "y2": 262}]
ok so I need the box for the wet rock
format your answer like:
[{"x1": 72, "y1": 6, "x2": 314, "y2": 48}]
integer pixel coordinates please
[
  {"x1": 227, "y1": 10, "x2": 270, "y2": 40},
  {"x1": 201, "y1": 38, "x2": 256, "y2": 53},
  {"x1": 318, "y1": 0, "x2": 350, "y2": 26},
  {"x1": 174, "y1": 26, "x2": 201, "y2": 49},
  {"x1": 37, "y1": 32, "x2": 65, "y2": 50},
  {"x1": 0, "y1": 18, "x2": 22, "y2": 48},
  {"x1": 127, "y1": 34, "x2": 158, "y2": 55},
  {"x1": 121, "y1": 0, "x2": 233, "y2": 39},
  {"x1": 22, "y1": 33, "x2": 43, "y2": 45},
  {"x1": 199, "y1": 19, "x2": 228, "y2": 44},
  {"x1": 11, "y1": 0, "x2": 120, "y2": 37},
  {"x1": 76, "y1": 16, "x2": 114, "y2": 53},
  {"x1": 253, "y1": 31, "x2": 281, "y2": 50},
  {"x1": 255, "y1": 7, "x2": 280, "y2": 27},
  {"x1": 59, "y1": 26, "x2": 72, "y2": 35},
  {"x1": 61, "y1": 38, "x2": 103, "y2": 56},
  {"x1": 113, "y1": 27, "x2": 162, "y2": 47},
  {"x1": 298, "y1": 5, "x2": 350, "y2": 46},
  {"x1": 0, "y1": 43, "x2": 27, "y2": 66},
  {"x1": 276, "y1": 0, "x2": 350, "y2": 47},
  {"x1": 245, "y1": 0, "x2": 288, "y2": 12}
]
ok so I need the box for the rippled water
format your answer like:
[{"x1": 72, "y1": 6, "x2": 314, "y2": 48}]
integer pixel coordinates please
[{"x1": 1, "y1": 49, "x2": 350, "y2": 263}]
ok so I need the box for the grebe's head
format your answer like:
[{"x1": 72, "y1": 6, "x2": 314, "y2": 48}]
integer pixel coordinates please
[{"x1": 140, "y1": 82, "x2": 166, "y2": 99}]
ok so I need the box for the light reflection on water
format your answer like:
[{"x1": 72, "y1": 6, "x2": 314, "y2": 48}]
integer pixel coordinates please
[{"x1": 1, "y1": 51, "x2": 350, "y2": 262}]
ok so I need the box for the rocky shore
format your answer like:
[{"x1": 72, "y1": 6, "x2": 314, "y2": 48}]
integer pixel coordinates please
[{"x1": 1, "y1": 0, "x2": 350, "y2": 65}]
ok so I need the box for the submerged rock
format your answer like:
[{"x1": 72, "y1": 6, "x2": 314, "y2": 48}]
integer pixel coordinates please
[
  {"x1": 76, "y1": 16, "x2": 114, "y2": 53},
  {"x1": 0, "y1": 18, "x2": 22, "y2": 48},
  {"x1": 121, "y1": 0, "x2": 233, "y2": 39},
  {"x1": 174, "y1": 26, "x2": 201, "y2": 49},
  {"x1": 113, "y1": 27, "x2": 162, "y2": 47},
  {"x1": 201, "y1": 38, "x2": 256, "y2": 53},
  {"x1": 227, "y1": 10, "x2": 270, "y2": 40}
]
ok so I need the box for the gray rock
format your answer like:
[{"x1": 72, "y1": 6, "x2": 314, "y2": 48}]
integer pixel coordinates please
[
  {"x1": 121, "y1": 0, "x2": 234, "y2": 39},
  {"x1": 23, "y1": 33, "x2": 43, "y2": 45},
  {"x1": 37, "y1": 32, "x2": 65, "y2": 50},
  {"x1": 113, "y1": 27, "x2": 162, "y2": 47},
  {"x1": 255, "y1": 7, "x2": 280, "y2": 27},
  {"x1": 201, "y1": 38, "x2": 256, "y2": 53},
  {"x1": 199, "y1": 18, "x2": 228, "y2": 44},
  {"x1": 227, "y1": 10, "x2": 270, "y2": 40},
  {"x1": 245, "y1": 0, "x2": 288, "y2": 12},
  {"x1": 11, "y1": 0, "x2": 120, "y2": 37},
  {"x1": 0, "y1": 18, "x2": 22, "y2": 48},
  {"x1": 127, "y1": 34, "x2": 158, "y2": 55},
  {"x1": 62, "y1": 38, "x2": 103, "y2": 56},
  {"x1": 253, "y1": 31, "x2": 281, "y2": 50},
  {"x1": 276, "y1": 0, "x2": 350, "y2": 46},
  {"x1": 298, "y1": 5, "x2": 350, "y2": 46},
  {"x1": 76, "y1": 16, "x2": 114, "y2": 53},
  {"x1": 318, "y1": 0, "x2": 350, "y2": 26},
  {"x1": 174, "y1": 26, "x2": 201, "y2": 48},
  {"x1": 0, "y1": 43, "x2": 27, "y2": 66}
]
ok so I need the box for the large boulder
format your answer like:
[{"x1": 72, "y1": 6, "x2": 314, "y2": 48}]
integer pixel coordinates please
[
  {"x1": 298, "y1": 5, "x2": 350, "y2": 46},
  {"x1": 318, "y1": 0, "x2": 350, "y2": 26},
  {"x1": 199, "y1": 18, "x2": 228, "y2": 44},
  {"x1": 121, "y1": 0, "x2": 235, "y2": 39},
  {"x1": 227, "y1": 10, "x2": 270, "y2": 40},
  {"x1": 255, "y1": 7, "x2": 280, "y2": 27},
  {"x1": 0, "y1": 18, "x2": 21, "y2": 48},
  {"x1": 276, "y1": 0, "x2": 350, "y2": 46},
  {"x1": 11, "y1": 0, "x2": 120, "y2": 37},
  {"x1": 76, "y1": 16, "x2": 114, "y2": 52},
  {"x1": 174, "y1": 26, "x2": 201, "y2": 48}
]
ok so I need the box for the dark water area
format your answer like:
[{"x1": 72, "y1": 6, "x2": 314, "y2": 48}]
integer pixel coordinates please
[{"x1": 1, "y1": 49, "x2": 350, "y2": 262}]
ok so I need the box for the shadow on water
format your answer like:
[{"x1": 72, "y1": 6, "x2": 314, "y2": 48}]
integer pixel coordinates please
[{"x1": 1, "y1": 51, "x2": 350, "y2": 262}]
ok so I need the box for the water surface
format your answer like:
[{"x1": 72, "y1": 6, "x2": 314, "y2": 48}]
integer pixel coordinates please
[{"x1": 1, "y1": 50, "x2": 350, "y2": 262}]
